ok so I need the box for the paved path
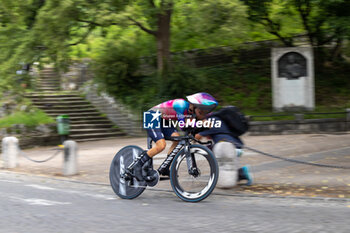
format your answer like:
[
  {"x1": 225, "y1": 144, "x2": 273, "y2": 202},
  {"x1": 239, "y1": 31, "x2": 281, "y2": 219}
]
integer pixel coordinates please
[
  {"x1": 3, "y1": 132, "x2": 350, "y2": 198},
  {"x1": 0, "y1": 172, "x2": 349, "y2": 233}
]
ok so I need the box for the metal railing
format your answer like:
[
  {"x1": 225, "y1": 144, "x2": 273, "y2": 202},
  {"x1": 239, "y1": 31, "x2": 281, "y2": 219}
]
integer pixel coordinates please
[{"x1": 249, "y1": 109, "x2": 350, "y2": 121}]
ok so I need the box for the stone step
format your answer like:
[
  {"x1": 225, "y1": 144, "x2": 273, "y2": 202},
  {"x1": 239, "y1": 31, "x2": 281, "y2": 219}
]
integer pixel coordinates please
[
  {"x1": 36, "y1": 82, "x2": 60, "y2": 85},
  {"x1": 47, "y1": 112, "x2": 102, "y2": 117},
  {"x1": 38, "y1": 81, "x2": 59, "y2": 84},
  {"x1": 39, "y1": 78, "x2": 57, "y2": 81},
  {"x1": 31, "y1": 101, "x2": 90, "y2": 106},
  {"x1": 36, "y1": 84, "x2": 60, "y2": 88},
  {"x1": 69, "y1": 131, "x2": 126, "y2": 140},
  {"x1": 40, "y1": 72, "x2": 57, "y2": 75},
  {"x1": 26, "y1": 93, "x2": 81, "y2": 98},
  {"x1": 70, "y1": 124, "x2": 114, "y2": 129},
  {"x1": 109, "y1": 122, "x2": 133, "y2": 128},
  {"x1": 43, "y1": 108, "x2": 98, "y2": 114},
  {"x1": 69, "y1": 119, "x2": 112, "y2": 124},
  {"x1": 36, "y1": 83, "x2": 60, "y2": 87},
  {"x1": 37, "y1": 77, "x2": 60, "y2": 80},
  {"x1": 70, "y1": 128, "x2": 120, "y2": 134},
  {"x1": 28, "y1": 97, "x2": 86, "y2": 101},
  {"x1": 37, "y1": 78, "x2": 59, "y2": 81},
  {"x1": 39, "y1": 76, "x2": 58, "y2": 79},
  {"x1": 37, "y1": 79, "x2": 60, "y2": 82},
  {"x1": 27, "y1": 91, "x2": 80, "y2": 95},
  {"x1": 40, "y1": 69, "x2": 55, "y2": 71},
  {"x1": 36, "y1": 88, "x2": 60, "y2": 91},
  {"x1": 36, "y1": 85, "x2": 60, "y2": 88},
  {"x1": 36, "y1": 84, "x2": 59, "y2": 87},
  {"x1": 34, "y1": 104, "x2": 93, "y2": 110}
]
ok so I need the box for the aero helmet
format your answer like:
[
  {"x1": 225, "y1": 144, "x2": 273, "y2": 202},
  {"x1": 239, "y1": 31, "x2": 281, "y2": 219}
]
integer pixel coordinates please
[{"x1": 186, "y1": 92, "x2": 218, "y2": 112}]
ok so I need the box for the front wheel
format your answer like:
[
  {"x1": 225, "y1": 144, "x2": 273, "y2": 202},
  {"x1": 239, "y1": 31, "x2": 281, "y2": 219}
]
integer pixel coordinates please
[
  {"x1": 109, "y1": 145, "x2": 147, "y2": 199},
  {"x1": 170, "y1": 144, "x2": 219, "y2": 202}
]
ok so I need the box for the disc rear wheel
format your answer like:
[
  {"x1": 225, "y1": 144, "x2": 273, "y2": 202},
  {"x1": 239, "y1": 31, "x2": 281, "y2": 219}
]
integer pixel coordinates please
[{"x1": 109, "y1": 145, "x2": 146, "y2": 199}]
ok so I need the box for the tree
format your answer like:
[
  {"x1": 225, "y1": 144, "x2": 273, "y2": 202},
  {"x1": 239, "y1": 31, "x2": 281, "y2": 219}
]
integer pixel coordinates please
[
  {"x1": 125, "y1": 0, "x2": 173, "y2": 73},
  {"x1": 292, "y1": 0, "x2": 350, "y2": 60},
  {"x1": 27, "y1": 0, "x2": 173, "y2": 73},
  {"x1": 240, "y1": 0, "x2": 296, "y2": 46},
  {"x1": 241, "y1": 0, "x2": 350, "y2": 61},
  {"x1": 0, "y1": 0, "x2": 48, "y2": 91}
]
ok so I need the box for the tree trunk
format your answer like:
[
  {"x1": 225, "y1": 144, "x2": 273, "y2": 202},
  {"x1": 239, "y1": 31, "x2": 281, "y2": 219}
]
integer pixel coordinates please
[
  {"x1": 156, "y1": 4, "x2": 172, "y2": 73},
  {"x1": 331, "y1": 38, "x2": 343, "y2": 62}
]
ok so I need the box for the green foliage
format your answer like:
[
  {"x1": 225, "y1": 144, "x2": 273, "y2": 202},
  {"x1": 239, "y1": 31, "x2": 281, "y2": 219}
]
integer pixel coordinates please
[
  {"x1": 92, "y1": 40, "x2": 143, "y2": 103},
  {"x1": 1, "y1": 0, "x2": 350, "y2": 118},
  {"x1": 0, "y1": 110, "x2": 54, "y2": 129},
  {"x1": 241, "y1": 0, "x2": 350, "y2": 50},
  {"x1": 172, "y1": 0, "x2": 251, "y2": 50}
]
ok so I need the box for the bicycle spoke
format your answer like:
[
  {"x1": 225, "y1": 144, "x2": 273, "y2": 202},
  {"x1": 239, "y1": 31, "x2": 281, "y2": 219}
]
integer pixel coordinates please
[{"x1": 170, "y1": 145, "x2": 218, "y2": 202}]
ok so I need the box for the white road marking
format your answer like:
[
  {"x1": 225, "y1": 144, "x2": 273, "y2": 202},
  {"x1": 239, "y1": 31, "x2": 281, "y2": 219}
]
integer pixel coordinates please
[
  {"x1": 25, "y1": 184, "x2": 57, "y2": 191},
  {"x1": 12, "y1": 197, "x2": 71, "y2": 206},
  {"x1": 1, "y1": 175, "x2": 116, "y2": 201},
  {"x1": 0, "y1": 179, "x2": 21, "y2": 183},
  {"x1": 25, "y1": 183, "x2": 116, "y2": 200}
]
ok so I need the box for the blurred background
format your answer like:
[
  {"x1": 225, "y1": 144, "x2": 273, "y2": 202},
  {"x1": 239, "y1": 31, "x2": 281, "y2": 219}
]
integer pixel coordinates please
[
  {"x1": 0, "y1": 3, "x2": 349, "y2": 230},
  {"x1": 0, "y1": 0, "x2": 350, "y2": 124}
]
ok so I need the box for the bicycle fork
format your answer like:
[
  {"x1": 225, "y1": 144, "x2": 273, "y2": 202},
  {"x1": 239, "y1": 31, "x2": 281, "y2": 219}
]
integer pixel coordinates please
[{"x1": 184, "y1": 144, "x2": 200, "y2": 177}]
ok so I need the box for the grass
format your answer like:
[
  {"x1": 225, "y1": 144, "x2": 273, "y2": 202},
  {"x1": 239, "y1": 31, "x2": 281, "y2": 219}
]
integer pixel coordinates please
[{"x1": 0, "y1": 110, "x2": 55, "y2": 129}]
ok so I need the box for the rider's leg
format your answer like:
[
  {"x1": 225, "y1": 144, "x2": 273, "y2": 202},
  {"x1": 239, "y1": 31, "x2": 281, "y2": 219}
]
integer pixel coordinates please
[
  {"x1": 133, "y1": 129, "x2": 166, "y2": 181},
  {"x1": 157, "y1": 132, "x2": 180, "y2": 176},
  {"x1": 147, "y1": 139, "x2": 166, "y2": 157},
  {"x1": 167, "y1": 132, "x2": 180, "y2": 155}
]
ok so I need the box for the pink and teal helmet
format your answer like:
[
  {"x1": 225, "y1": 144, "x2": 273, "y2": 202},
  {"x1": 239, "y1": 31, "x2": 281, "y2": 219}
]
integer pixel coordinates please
[{"x1": 186, "y1": 92, "x2": 218, "y2": 112}]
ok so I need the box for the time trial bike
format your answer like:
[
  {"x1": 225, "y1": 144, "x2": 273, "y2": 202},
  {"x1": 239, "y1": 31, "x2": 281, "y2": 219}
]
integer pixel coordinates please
[{"x1": 109, "y1": 131, "x2": 219, "y2": 202}]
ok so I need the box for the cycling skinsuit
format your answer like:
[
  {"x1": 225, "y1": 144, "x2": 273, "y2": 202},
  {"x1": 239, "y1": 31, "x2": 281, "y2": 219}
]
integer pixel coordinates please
[{"x1": 147, "y1": 99, "x2": 190, "y2": 142}]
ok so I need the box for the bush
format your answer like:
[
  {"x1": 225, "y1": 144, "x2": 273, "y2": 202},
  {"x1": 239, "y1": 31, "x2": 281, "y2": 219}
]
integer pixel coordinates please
[
  {"x1": 0, "y1": 110, "x2": 54, "y2": 129},
  {"x1": 92, "y1": 41, "x2": 143, "y2": 103}
]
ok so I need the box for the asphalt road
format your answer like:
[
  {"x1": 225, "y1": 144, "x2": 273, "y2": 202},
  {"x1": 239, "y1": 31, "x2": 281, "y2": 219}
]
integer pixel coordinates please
[{"x1": 0, "y1": 172, "x2": 349, "y2": 233}]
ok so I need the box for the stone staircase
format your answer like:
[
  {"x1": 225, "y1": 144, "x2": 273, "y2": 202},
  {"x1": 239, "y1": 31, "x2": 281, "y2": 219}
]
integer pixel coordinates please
[
  {"x1": 35, "y1": 67, "x2": 60, "y2": 92},
  {"x1": 26, "y1": 67, "x2": 126, "y2": 141}
]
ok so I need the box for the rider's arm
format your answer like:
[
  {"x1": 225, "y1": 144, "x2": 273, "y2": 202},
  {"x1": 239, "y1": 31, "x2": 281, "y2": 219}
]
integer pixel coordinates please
[{"x1": 173, "y1": 99, "x2": 189, "y2": 129}]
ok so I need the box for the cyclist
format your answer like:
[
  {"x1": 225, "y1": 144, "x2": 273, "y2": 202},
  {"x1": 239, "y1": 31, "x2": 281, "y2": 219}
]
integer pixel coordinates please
[
  {"x1": 133, "y1": 92, "x2": 218, "y2": 181},
  {"x1": 195, "y1": 115, "x2": 253, "y2": 187}
]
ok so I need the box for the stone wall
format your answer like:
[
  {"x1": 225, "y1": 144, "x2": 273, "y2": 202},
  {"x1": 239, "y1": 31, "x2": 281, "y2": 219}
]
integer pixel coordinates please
[
  {"x1": 80, "y1": 82, "x2": 144, "y2": 137},
  {"x1": 248, "y1": 118, "x2": 350, "y2": 135},
  {"x1": 0, "y1": 124, "x2": 60, "y2": 149}
]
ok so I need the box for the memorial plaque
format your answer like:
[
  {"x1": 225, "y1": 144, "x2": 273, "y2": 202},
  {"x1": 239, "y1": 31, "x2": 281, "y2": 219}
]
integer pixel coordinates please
[
  {"x1": 278, "y1": 52, "x2": 307, "y2": 80},
  {"x1": 272, "y1": 47, "x2": 314, "y2": 112}
]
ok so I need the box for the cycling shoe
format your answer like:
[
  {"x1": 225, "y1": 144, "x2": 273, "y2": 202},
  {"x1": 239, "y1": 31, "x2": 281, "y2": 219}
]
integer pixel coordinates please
[{"x1": 145, "y1": 170, "x2": 160, "y2": 187}]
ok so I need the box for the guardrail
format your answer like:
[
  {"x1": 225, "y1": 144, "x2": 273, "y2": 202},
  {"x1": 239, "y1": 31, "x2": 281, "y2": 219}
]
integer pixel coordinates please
[
  {"x1": 248, "y1": 109, "x2": 350, "y2": 135},
  {"x1": 249, "y1": 109, "x2": 350, "y2": 121}
]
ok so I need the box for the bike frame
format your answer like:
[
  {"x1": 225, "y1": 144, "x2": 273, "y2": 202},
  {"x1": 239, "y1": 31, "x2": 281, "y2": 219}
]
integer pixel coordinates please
[
  {"x1": 149, "y1": 134, "x2": 209, "y2": 176},
  {"x1": 125, "y1": 132, "x2": 211, "y2": 179}
]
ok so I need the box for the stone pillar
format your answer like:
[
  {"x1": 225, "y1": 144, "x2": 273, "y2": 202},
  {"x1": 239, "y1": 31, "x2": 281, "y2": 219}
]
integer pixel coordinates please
[
  {"x1": 346, "y1": 109, "x2": 350, "y2": 121},
  {"x1": 2, "y1": 137, "x2": 19, "y2": 168},
  {"x1": 272, "y1": 47, "x2": 315, "y2": 112},
  {"x1": 63, "y1": 140, "x2": 78, "y2": 176}
]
